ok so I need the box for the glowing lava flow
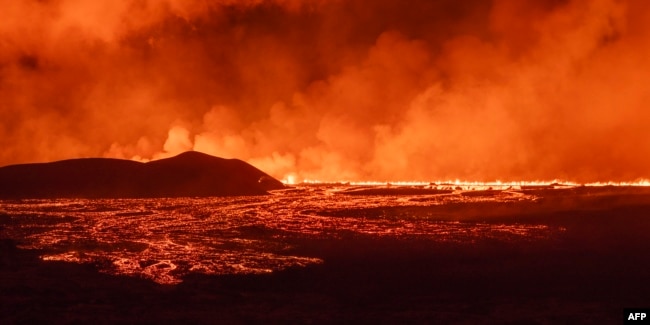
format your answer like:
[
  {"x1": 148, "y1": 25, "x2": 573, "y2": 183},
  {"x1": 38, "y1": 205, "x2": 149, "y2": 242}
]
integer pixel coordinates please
[{"x1": 293, "y1": 179, "x2": 650, "y2": 189}]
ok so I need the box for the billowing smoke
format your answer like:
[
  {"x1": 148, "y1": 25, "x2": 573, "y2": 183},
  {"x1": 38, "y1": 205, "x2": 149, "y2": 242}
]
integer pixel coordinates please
[{"x1": 2, "y1": 0, "x2": 650, "y2": 182}]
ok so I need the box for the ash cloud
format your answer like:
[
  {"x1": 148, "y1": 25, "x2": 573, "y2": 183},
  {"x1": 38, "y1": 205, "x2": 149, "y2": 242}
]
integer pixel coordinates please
[{"x1": 2, "y1": 0, "x2": 649, "y2": 182}]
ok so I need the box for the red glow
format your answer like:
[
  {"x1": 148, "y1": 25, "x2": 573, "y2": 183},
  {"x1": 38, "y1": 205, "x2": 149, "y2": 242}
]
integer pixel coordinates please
[{"x1": 2, "y1": 0, "x2": 650, "y2": 183}]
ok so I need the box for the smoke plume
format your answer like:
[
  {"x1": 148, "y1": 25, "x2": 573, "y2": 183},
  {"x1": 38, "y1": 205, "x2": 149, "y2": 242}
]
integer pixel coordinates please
[{"x1": 2, "y1": 0, "x2": 649, "y2": 182}]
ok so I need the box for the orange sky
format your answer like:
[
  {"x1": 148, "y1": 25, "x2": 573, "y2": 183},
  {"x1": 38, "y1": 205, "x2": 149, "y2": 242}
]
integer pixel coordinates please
[{"x1": 1, "y1": 0, "x2": 650, "y2": 182}]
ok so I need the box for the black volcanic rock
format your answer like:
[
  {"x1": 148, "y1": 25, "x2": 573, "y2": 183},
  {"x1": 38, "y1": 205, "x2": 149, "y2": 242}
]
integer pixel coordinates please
[{"x1": 0, "y1": 151, "x2": 285, "y2": 198}]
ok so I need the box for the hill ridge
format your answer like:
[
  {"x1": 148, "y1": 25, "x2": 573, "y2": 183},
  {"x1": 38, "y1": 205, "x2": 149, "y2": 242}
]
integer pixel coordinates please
[{"x1": 0, "y1": 152, "x2": 285, "y2": 198}]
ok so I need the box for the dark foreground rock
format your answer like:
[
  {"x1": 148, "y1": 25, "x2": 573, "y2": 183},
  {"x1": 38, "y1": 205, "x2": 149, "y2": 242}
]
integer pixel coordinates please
[
  {"x1": 2, "y1": 201, "x2": 650, "y2": 323},
  {"x1": 0, "y1": 151, "x2": 284, "y2": 198}
]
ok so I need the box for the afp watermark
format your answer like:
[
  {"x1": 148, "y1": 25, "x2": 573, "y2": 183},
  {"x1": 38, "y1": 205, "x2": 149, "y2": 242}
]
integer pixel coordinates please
[{"x1": 625, "y1": 309, "x2": 650, "y2": 323}]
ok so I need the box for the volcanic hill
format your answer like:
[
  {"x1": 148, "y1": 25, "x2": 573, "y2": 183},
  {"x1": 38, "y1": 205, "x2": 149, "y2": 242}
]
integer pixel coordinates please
[{"x1": 0, "y1": 151, "x2": 285, "y2": 198}]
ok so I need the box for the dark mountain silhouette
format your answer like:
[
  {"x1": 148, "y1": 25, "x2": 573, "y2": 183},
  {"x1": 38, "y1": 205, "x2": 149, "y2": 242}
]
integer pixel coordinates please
[{"x1": 0, "y1": 151, "x2": 285, "y2": 198}]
